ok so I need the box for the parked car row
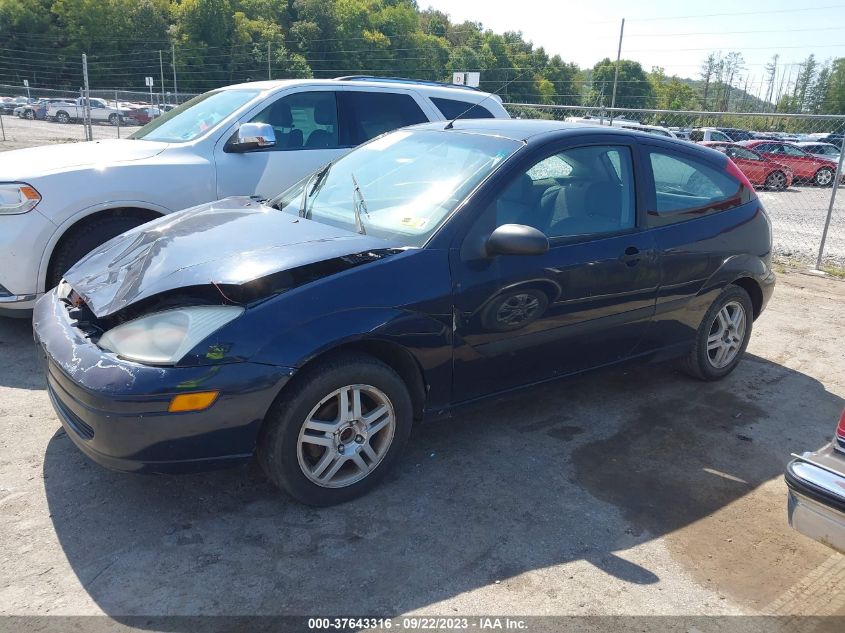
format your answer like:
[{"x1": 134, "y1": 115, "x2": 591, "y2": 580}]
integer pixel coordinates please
[{"x1": 1, "y1": 95, "x2": 178, "y2": 125}]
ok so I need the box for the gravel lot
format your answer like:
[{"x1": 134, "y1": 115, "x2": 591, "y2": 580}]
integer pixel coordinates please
[
  {"x1": 1, "y1": 271, "x2": 844, "y2": 628},
  {"x1": 2, "y1": 113, "x2": 844, "y2": 268}
]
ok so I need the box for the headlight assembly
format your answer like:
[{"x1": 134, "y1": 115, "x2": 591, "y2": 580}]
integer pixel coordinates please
[
  {"x1": 0, "y1": 182, "x2": 41, "y2": 215},
  {"x1": 98, "y1": 306, "x2": 244, "y2": 365}
]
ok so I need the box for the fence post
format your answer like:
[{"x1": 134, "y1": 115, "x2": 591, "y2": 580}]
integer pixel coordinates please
[
  {"x1": 815, "y1": 146, "x2": 845, "y2": 271},
  {"x1": 114, "y1": 90, "x2": 120, "y2": 139},
  {"x1": 82, "y1": 53, "x2": 92, "y2": 141},
  {"x1": 0, "y1": 112, "x2": 5, "y2": 142}
]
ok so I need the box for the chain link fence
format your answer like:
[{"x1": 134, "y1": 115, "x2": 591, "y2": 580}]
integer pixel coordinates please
[
  {"x1": 505, "y1": 103, "x2": 845, "y2": 271},
  {"x1": 0, "y1": 82, "x2": 199, "y2": 144},
  {"x1": 1, "y1": 91, "x2": 843, "y2": 270}
]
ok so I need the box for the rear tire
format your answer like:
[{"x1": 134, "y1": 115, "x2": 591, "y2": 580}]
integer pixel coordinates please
[
  {"x1": 679, "y1": 285, "x2": 754, "y2": 381},
  {"x1": 814, "y1": 167, "x2": 834, "y2": 187},
  {"x1": 46, "y1": 211, "x2": 155, "y2": 288},
  {"x1": 24, "y1": 109, "x2": 34, "y2": 120},
  {"x1": 258, "y1": 353, "x2": 413, "y2": 506},
  {"x1": 764, "y1": 170, "x2": 787, "y2": 191},
  {"x1": 55, "y1": 111, "x2": 70, "y2": 124}
]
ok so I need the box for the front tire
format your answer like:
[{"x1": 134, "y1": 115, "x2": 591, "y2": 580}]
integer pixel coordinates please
[
  {"x1": 680, "y1": 285, "x2": 753, "y2": 381},
  {"x1": 108, "y1": 113, "x2": 120, "y2": 126},
  {"x1": 258, "y1": 354, "x2": 413, "y2": 506},
  {"x1": 47, "y1": 211, "x2": 155, "y2": 288},
  {"x1": 24, "y1": 109, "x2": 34, "y2": 120},
  {"x1": 814, "y1": 167, "x2": 834, "y2": 187}
]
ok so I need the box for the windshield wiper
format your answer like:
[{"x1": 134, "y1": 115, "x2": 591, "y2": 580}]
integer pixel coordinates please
[
  {"x1": 298, "y1": 162, "x2": 333, "y2": 218},
  {"x1": 350, "y1": 172, "x2": 369, "y2": 235}
]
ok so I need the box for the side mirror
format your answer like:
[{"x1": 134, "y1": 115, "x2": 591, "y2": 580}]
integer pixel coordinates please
[
  {"x1": 486, "y1": 224, "x2": 549, "y2": 257},
  {"x1": 227, "y1": 122, "x2": 276, "y2": 152}
]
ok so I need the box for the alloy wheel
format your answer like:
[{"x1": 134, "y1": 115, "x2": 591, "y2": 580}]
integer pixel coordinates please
[
  {"x1": 766, "y1": 171, "x2": 786, "y2": 190},
  {"x1": 496, "y1": 293, "x2": 541, "y2": 326},
  {"x1": 297, "y1": 384, "x2": 396, "y2": 488},
  {"x1": 816, "y1": 169, "x2": 833, "y2": 186},
  {"x1": 706, "y1": 301, "x2": 747, "y2": 369}
]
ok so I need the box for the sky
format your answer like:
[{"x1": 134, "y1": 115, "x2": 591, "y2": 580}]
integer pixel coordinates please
[{"x1": 423, "y1": 0, "x2": 845, "y2": 96}]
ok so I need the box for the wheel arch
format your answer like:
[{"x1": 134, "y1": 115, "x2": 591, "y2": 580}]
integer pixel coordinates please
[
  {"x1": 288, "y1": 339, "x2": 428, "y2": 422},
  {"x1": 40, "y1": 203, "x2": 167, "y2": 292},
  {"x1": 731, "y1": 275, "x2": 764, "y2": 320}
]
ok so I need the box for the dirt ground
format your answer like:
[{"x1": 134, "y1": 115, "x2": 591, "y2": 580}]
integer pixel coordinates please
[{"x1": 0, "y1": 271, "x2": 844, "y2": 629}]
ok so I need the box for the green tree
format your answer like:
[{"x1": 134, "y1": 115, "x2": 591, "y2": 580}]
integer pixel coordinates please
[{"x1": 589, "y1": 58, "x2": 655, "y2": 110}]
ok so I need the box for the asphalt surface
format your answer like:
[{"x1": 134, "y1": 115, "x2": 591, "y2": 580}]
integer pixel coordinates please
[{"x1": 1, "y1": 272, "x2": 844, "y2": 628}]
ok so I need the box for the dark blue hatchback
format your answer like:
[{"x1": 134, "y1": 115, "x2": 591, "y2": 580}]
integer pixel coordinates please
[{"x1": 34, "y1": 120, "x2": 775, "y2": 505}]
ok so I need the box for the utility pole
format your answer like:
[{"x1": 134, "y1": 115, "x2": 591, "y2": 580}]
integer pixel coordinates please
[
  {"x1": 171, "y1": 44, "x2": 178, "y2": 105},
  {"x1": 609, "y1": 18, "x2": 625, "y2": 125},
  {"x1": 159, "y1": 50, "x2": 166, "y2": 108},
  {"x1": 267, "y1": 43, "x2": 272, "y2": 80},
  {"x1": 82, "y1": 53, "x2": 92, "y2": 141}
]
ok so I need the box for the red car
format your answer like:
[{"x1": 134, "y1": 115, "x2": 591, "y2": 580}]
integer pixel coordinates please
[
  {"x1": 126, "y1": 106, "x2": 161, "y2": 125},
  {"x1": 740, "y1": 140, "x2": 840, "y2": 186},
  {"x1": 701, "y1": 141, "x2": 794, "y2": 191}
]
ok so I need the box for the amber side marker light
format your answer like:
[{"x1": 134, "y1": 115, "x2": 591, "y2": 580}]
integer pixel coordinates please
[{"x1": 168, "y1": 391, "x2": 219, "y2": 413}]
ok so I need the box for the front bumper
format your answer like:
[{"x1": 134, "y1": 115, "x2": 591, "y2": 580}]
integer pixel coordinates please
[
  {"x1": 34, "y1": 291, "x2": 294, "y2": 473},
  {"x1": 785, "y1": 444, "x2": 845, "y2": 554},
  {"x1": 0, "y1": 208, "x2": 57, "y2": 314}
]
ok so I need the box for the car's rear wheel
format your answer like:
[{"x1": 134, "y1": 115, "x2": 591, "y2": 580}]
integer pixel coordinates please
[
  {"x1": 814, "y1": 167, "x2": 834, "y2": 187},
  {"x1": 765, "y1": 170, "x2": 787, "y2": 190},
  {"x1": 24, "y1": 109, "x2": 34, "y2": 120},
  {"x1": 679, "y1": 285, "x2": 753, "y2": 381},
  {"x1": 47, "y1": 211, "x2": 155, "y2": 289},
  {"x1": 55, "y1": 111, "x2": 70, "y2": 124},
  {"x1": 258, "y1": 354, "x2": 413, "y2": 506}
]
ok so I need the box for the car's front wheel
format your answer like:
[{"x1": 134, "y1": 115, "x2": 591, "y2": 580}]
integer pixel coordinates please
[
  {"x1": 680, "y1": 285, "x2": 754, "y2": 381},
  {"x1": 258, "y1": 354, "x2": 413, "y2": 506},
  {"x1": 108, "y1": 113, "x2": 120, "y2": 126}
]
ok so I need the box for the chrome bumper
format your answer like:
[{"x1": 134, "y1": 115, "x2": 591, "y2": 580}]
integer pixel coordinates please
[{"x1": 785, "y1": 444, "x2": 845, "y2": 554}]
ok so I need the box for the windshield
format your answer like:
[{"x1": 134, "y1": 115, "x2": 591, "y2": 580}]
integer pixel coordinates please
[
  {"x1": 269, "y1": 129, "x2": 522, "y2": 247},
  {"x1": 130, "y1": 89, "x2": 261, "y2": 143}
]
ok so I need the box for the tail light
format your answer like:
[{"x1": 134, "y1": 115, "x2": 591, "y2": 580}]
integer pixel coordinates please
[
  {"x1": 724, "y1": 158, "x2": 757, "y2": 196},
  {"x1": 836, "y1": 408, "x2": 845, "y2": 447}
]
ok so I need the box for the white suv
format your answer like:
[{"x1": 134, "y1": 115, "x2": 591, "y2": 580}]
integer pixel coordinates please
[{"x1": 0, "y1": 77, "x2": 507, "y2": 315}]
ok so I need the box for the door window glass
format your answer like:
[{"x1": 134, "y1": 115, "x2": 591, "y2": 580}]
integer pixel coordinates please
[
  {"x1": 249, "y1": 91, "x2": 338, "y2": 150},
  {"x1": 339, "y1": 92, "x2": 428, "y2": 146},
  {"x1": 481, "y1": 145, "x2": 636, "y2": 240},
  {"x1": 648, "y1": 150, "x2": 742, "y2": 226},
  {"x1": 782, "y1": 144, "x2": 808, "y2": 156}
]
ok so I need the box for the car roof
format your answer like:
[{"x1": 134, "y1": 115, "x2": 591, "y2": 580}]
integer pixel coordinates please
[
  {"x1": 795, "y1": 141, "x2": 837, "y2": 147},
  {"x1": 221, "y1": 78, "x2": 502, "y2": 103},
  {"x1": 408, "y1": 118, "x2": 697, "y2": 146}
]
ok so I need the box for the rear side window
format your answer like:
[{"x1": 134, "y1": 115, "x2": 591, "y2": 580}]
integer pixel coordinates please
[
  {"x1": 689, "y1": 130, "x2": 704, "y2": 142},
  {"x1": 647, "y1": 150, "x2": 744, "y2": 227},
  {"x1": 430, "y1": 97, "x2": 495, "y2": 120},
  {"x1": 339, "y1": 92, "x2": 428, "y2": 146}
]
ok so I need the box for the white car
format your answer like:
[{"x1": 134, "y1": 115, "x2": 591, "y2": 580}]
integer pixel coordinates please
[
  {"x1": 0, "y1": 77, "x2": 508, "y2": 315},
  {"x1": 795, "y1": 141, "x2": 841, "y2": 165},
  {"x1": 687, "y1": 128, "x2": 733, "y2": 143}
]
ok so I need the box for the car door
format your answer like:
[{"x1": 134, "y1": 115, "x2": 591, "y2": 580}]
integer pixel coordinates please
[
  {"x1": 450, "y1": 139, "x2": 659, "y2": 402},
  {"x1": 213, "y1": 87, "x2": 432, "y2": 200}
]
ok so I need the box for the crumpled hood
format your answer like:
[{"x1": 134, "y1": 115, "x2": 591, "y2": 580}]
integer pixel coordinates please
[
  {"x1": 0, "y1": 139, "x2": 168, "y2": 180},
  {"x1": 63, "y1": 197, "x2": 388, "y2": 318}
]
